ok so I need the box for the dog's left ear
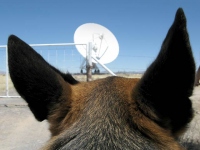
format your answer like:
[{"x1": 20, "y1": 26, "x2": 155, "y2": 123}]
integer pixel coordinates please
[
  {"x1": 134, "y1": 8, "x2": 195, "y2": 134},
  {"x1": 8, "y1": 35, "x2": 77, "y2": 121}
]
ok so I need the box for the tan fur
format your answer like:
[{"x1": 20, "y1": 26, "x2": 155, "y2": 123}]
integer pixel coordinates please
[{"x1": 46, "y1": 77, "x2": 185, "y2": 150}]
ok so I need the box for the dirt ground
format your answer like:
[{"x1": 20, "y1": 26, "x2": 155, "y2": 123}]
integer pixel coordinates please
[
  {"x1": 0, "y1": 74, "x2": 200, "y2": 150},
  {"x1": 0, "y1": 104, "x2": 50, "y2": 150},
  {"x1": 179, "y1": 86, "x2": 200, "y2": 149}
]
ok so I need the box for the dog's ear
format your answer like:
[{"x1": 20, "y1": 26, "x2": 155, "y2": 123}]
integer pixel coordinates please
[
  {"x1": 8, "y1": 35, "x2": 77, "y2": 121},
  {"x1": 134, "y1": 8, "x2": 195, "y2": 134}
]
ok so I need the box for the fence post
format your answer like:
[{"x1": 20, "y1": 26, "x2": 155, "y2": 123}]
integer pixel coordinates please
[
  {"x1": 195, "y1": 66, "x2": 200, "y2": 86},
  {"x1": 6, "y1": 46, "x2": 9, "y2": 97},
  {"x1": 86, "y1": 42, "x2": 92, "y2": 82}
]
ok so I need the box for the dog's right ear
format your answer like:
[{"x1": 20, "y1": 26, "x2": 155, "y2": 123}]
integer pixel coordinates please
[
  {"x1": 133, "y1": 8, "x2": 195, "y2": 135},
  {"x1": 8, "y1": 35, "x2": 77, "y2": 121}
]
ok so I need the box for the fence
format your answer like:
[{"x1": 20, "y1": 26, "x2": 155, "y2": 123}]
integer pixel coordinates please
[
  {"x1": 0, "y1": 43, "x2": 87, "y2": 97},
  {"x1": 0, "y1": 42, "x2": 155, "y2": 98}
]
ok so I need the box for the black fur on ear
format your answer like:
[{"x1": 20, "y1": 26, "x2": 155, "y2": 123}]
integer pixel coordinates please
[
  {"x1": 134, "y1": 8, "x2": 195, "y2": 134},
  {"x1": 8, "y1": 35, "x2": 77, "y2": 121}
]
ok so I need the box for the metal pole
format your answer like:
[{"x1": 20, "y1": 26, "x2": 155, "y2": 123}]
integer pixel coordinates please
[
  {"x1": 5, "y1": 46, "x2": 9, "y2": 96},
  {"x1": 86, "y1": 42, "x2": 92, "y2": 81},
  {"x1": 92, "y1": 56, "x2": 116, "y2": 76}
]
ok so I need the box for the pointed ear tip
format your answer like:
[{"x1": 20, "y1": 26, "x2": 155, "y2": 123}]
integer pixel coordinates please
[
  {"x1": 175, "y1": 8, "x2": 186, "y2": 23},
  {"x1": 8, "y1": 34, "x2": 17, "y2": 41},
  {"x1": 8, "y1": 35, "x2": 27, "y2": 51},
  {"x1": 8, "y1": 34, "x2": 19, "y2": 46},
  {"x1": 177, "y1": 7, "x2": 184, "y2": 13}
]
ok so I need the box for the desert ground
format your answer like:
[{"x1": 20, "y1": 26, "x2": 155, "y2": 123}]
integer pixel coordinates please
[
  {"x1": 0, "y1": 74, "x2": 199, "y2": 150},
  {"x1": 0, "y1": 73, "x2": 143, "y2": 96}
]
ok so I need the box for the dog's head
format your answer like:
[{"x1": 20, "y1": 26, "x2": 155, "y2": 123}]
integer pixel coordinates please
[{"x1": 8, "y1": 8, "x2": 195, "y2": 149}]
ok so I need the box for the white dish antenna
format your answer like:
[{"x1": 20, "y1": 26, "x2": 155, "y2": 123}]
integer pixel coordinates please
[{"x1": 74, "y1": 23, "x2": 119, "y2": 64}]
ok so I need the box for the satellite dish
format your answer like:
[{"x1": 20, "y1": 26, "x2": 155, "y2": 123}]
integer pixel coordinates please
[{"x1": 74, "y1": 23, "x2": 119, "y2": 64}]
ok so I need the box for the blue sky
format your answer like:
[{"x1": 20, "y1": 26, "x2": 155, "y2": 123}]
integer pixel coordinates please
[{"x1": 0, "y1": 0, "x2": 200, "y2": 73}]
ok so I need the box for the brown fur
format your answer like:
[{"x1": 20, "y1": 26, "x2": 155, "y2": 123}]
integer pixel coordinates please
[{"x1": 45, "y1": 77, "x2": 184, "y2": 150}]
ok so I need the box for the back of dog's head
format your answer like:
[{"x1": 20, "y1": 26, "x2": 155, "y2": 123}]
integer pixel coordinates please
[{"x1": 8, "y1": 8, "x2": 195, "y2": 150}]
